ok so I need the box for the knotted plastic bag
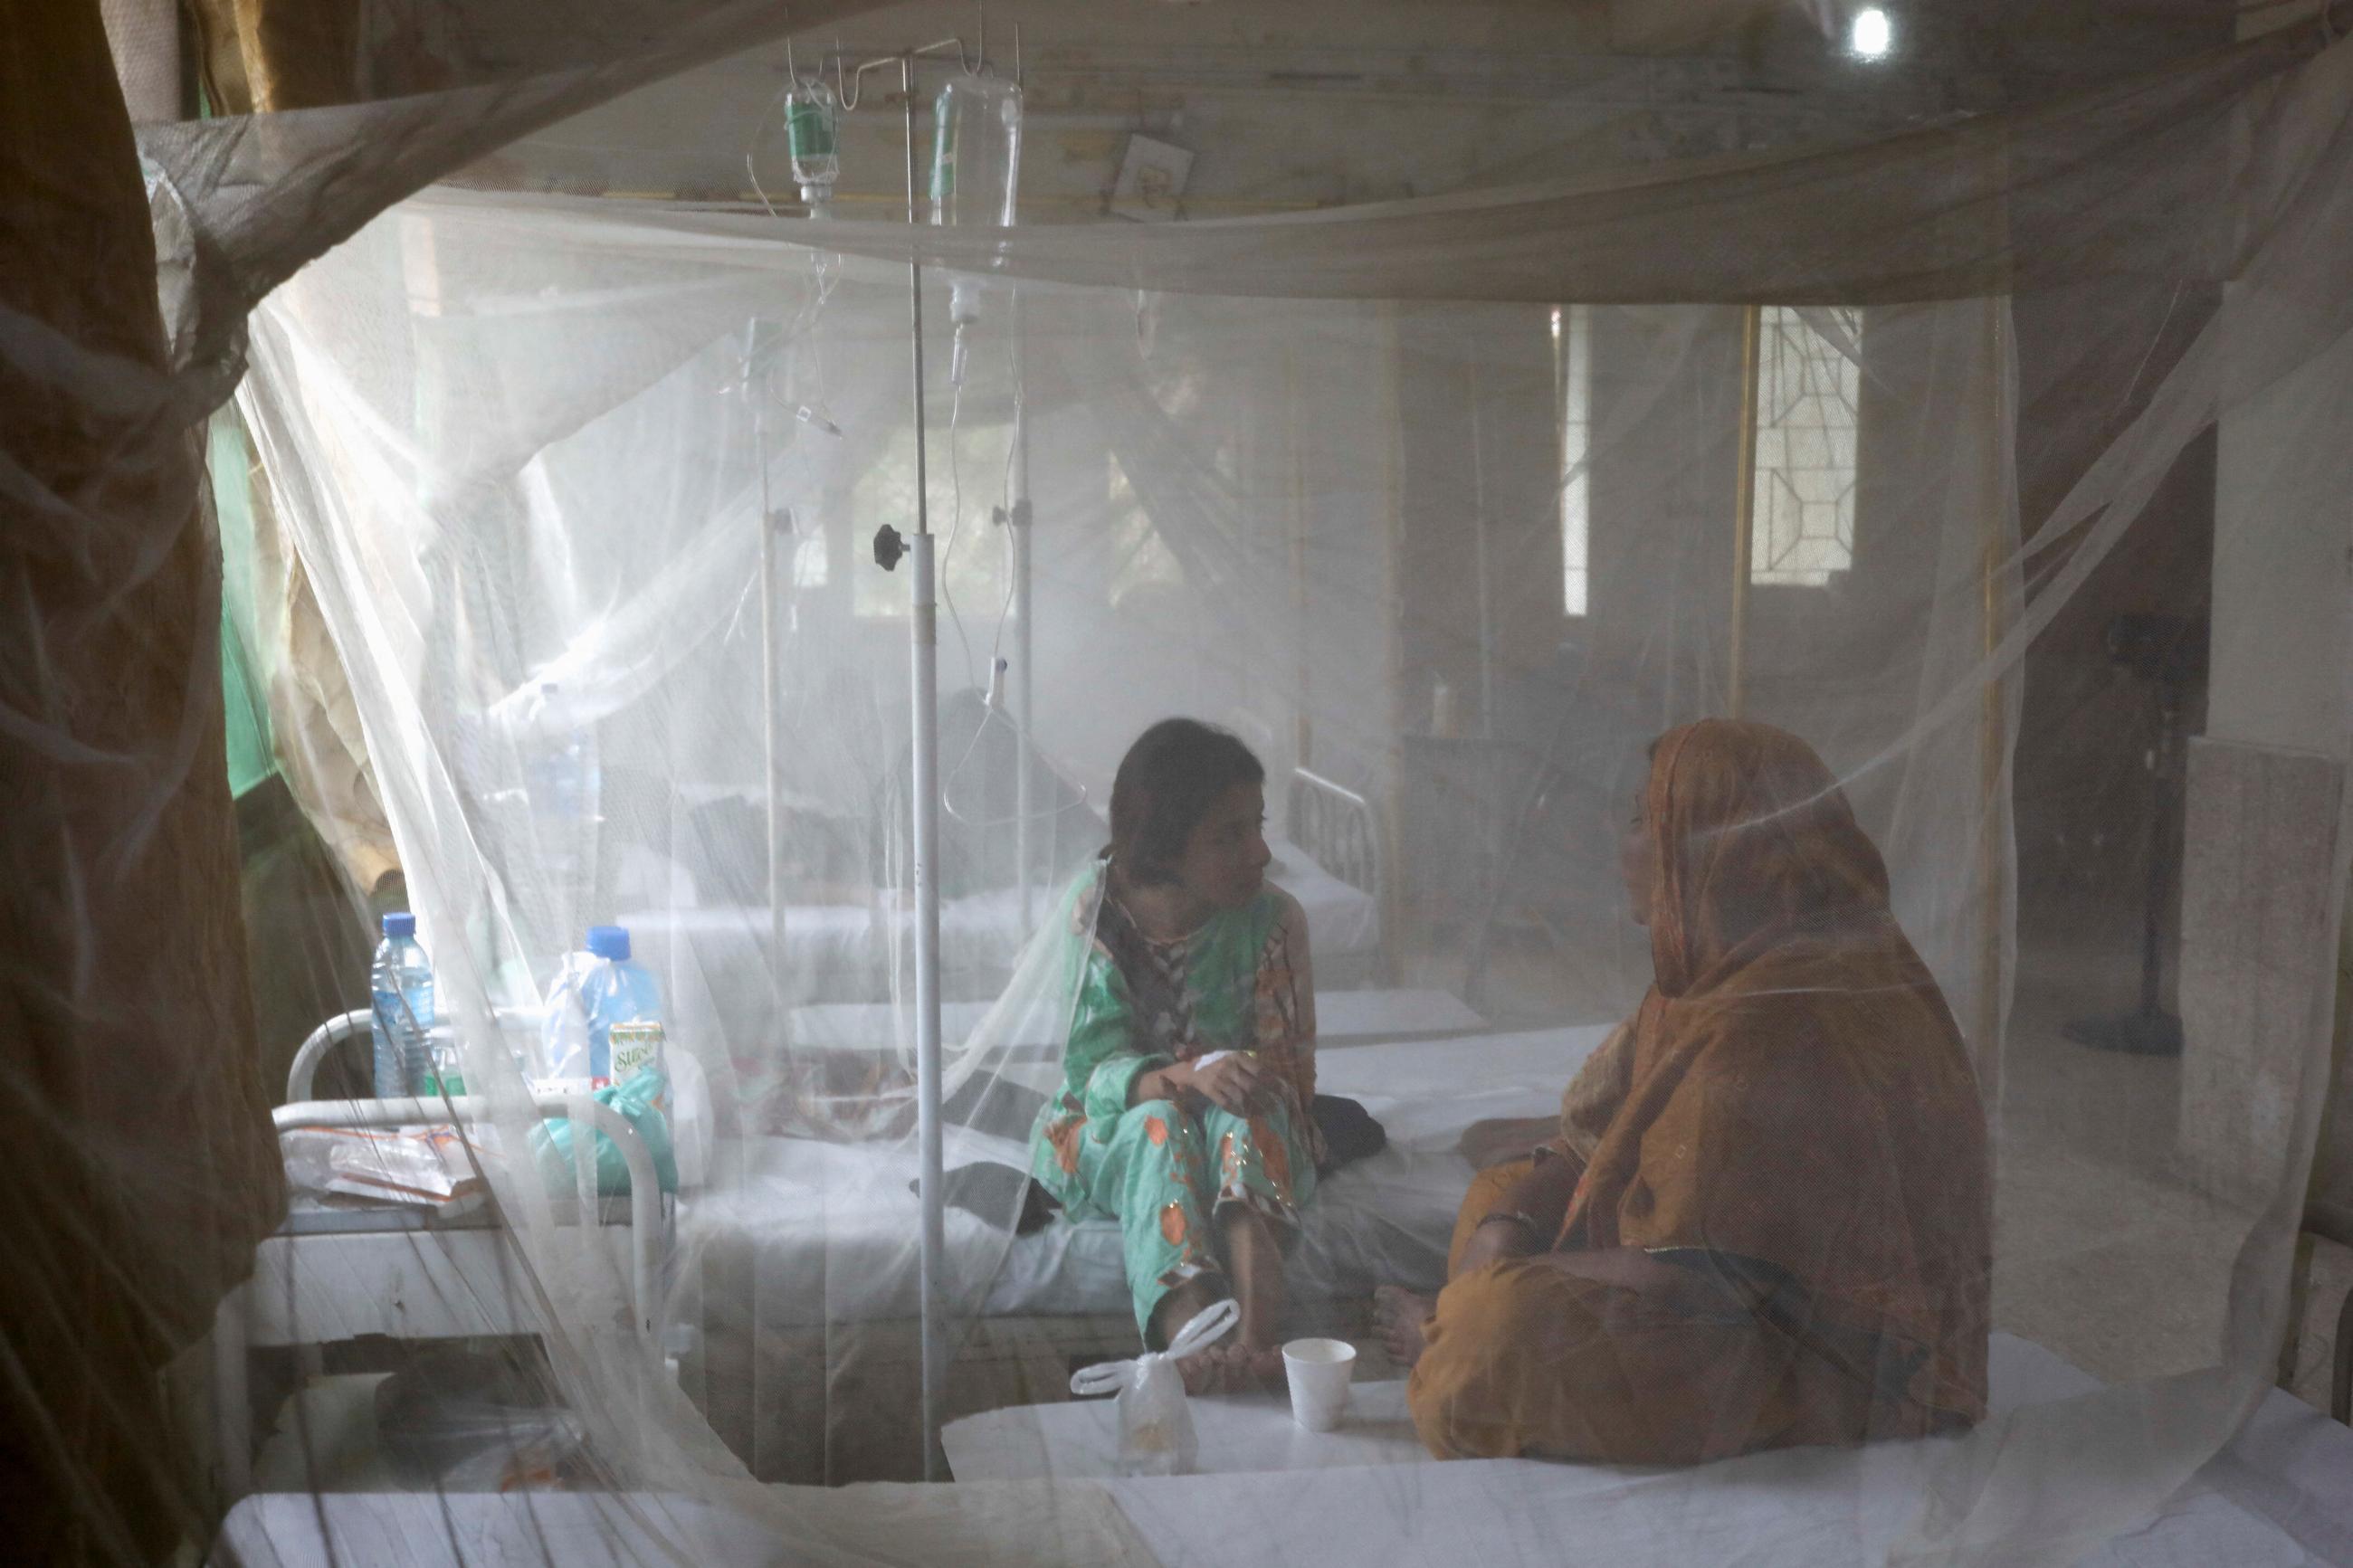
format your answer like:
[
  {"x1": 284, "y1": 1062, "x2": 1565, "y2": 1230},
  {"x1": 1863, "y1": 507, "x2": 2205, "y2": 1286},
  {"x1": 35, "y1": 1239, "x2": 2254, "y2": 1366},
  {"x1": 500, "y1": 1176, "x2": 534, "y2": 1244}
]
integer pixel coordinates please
[
  {"x1": 529, "y1": 1069, "x2": 679, "y2": 1195},
  {"x1": 1067, "y1": 1298, "x2": 1239, "y2": 1477}
]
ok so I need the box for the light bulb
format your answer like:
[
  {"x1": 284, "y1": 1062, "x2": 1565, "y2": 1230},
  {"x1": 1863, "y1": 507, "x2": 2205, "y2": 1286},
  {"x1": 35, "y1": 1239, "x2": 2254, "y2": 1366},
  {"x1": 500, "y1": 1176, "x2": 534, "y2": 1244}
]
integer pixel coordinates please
[{"x1": 1851, "y1": 7, "x2": 1892, "y2": 60}]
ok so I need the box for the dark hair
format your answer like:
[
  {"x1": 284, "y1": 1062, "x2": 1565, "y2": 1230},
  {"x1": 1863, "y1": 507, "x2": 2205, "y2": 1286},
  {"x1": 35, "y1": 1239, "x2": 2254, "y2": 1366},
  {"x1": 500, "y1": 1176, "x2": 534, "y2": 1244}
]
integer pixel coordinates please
[{"x1": 1107, "y1": 718, "x2": 1266, "y2": 887}]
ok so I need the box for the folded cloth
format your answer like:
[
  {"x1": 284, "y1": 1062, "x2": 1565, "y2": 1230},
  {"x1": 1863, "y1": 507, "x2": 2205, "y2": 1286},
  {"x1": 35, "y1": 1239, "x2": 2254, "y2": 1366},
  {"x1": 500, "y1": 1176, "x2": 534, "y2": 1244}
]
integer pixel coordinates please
[
  {"x1": 1311, "y1": 1093, "x2": 1386, "y2": 1171},
  {"x1": 946, "y1": 1073, "x2": 1047, "y2": 1141}
]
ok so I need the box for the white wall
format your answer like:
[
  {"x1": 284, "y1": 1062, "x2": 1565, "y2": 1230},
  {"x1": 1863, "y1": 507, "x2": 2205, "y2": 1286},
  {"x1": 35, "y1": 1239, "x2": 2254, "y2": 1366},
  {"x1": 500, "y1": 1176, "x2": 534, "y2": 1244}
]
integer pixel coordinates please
[{"x1": 2206, "y1": 313, "x2": 2353, "y2": 755}]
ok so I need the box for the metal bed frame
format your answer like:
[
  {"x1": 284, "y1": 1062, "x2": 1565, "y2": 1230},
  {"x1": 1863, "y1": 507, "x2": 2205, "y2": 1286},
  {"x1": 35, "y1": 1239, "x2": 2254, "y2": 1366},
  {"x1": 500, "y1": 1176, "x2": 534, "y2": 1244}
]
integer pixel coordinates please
[
  {"x1": 215, "y1": 1012, "x2": 667, "y2": 1500},
  {"x1": 1288, "y1": 766, "x2": 1387, "y2": 968}
]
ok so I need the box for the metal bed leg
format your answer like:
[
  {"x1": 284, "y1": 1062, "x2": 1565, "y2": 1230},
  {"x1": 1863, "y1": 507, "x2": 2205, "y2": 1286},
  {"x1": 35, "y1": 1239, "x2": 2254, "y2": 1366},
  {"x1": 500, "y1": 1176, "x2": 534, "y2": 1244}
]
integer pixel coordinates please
[
  {"x1": 212, "y1": 1288, "x2": 252, "y2": 1505},
  {"x1": 2333, "y1": 1278, "x2": 2352, "y2": 1426}
]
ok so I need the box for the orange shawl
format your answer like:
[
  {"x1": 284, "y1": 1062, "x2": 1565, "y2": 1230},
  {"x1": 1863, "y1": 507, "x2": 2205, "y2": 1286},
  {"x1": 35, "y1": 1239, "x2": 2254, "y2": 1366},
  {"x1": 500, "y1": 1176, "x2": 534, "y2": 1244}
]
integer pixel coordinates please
[{"x1": 1562, "y1": 719, "x2": 1991, "y2": 1426}]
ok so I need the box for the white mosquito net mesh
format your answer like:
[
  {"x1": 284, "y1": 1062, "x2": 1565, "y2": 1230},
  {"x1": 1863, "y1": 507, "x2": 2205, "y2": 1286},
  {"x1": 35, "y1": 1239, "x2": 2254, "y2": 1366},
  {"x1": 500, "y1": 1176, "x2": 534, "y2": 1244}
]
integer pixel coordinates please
[{"x1": 12, "y1": 3, "x2": 2353, "y2": 1564}]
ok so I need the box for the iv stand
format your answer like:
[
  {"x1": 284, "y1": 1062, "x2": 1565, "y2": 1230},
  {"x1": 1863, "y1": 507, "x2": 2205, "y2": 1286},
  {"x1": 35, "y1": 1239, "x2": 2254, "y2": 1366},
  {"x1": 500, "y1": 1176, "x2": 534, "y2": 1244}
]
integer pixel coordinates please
[
  {"x1": 1010, "y1": 287, "x2": 1035, "y2": 934},
  {"x1": 748, "y1": 334, "x2": 791, "y2": 1126},
  {"x1": 837, "y1": 29, "x2": 988, "y2": 1483}
]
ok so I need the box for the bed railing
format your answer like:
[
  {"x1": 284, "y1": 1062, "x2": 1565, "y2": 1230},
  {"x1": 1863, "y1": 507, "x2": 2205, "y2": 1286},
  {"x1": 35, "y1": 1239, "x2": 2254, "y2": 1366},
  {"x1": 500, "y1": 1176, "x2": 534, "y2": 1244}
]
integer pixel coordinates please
[
  {"x1": 280, "y1": 1011, "x2": 662, "y2": 1347},
  {"x1": 1288, "y1": 766, "x2": 1385, "y2": 911}
]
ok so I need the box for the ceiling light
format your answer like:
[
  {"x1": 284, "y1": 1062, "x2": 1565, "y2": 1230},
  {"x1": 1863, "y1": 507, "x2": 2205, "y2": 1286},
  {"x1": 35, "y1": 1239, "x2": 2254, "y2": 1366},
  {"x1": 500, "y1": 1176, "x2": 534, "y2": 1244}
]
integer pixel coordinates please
[{"x1": 1851, "y1": 7, "x2": 1893, "y2": 60}]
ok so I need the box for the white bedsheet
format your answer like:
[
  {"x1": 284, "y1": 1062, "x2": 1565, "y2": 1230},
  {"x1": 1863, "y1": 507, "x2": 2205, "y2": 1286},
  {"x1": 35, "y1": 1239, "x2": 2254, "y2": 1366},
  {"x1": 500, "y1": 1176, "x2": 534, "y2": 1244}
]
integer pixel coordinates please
[
  {"x1": 211, "y1": 1350, "x2": 2353, "y2": 1568},
  {"x1": 942, "y1": 1333, "x2": 2117, "y2": 1480},
  {"x1": 211, "y1": 1480, "x2": 1158, "y2": 1567},
  {"x1": 1100, "y1": 1358, "x2": 2353, "y2": 1568},
  {"x1": 788, "y1": 987, "x2": 1485, "y2": 1052},
  {"x1": 686, "y1": 1025, "x2": 1613, "y2": 1327}
]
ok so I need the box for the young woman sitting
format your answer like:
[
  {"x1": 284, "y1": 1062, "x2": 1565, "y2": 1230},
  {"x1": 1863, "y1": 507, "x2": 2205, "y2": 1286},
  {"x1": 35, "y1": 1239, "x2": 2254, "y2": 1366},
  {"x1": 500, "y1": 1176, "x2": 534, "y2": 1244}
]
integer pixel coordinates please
[{"x1": 1029, "y1": 718, "x2": 1323, "y2": 1392}]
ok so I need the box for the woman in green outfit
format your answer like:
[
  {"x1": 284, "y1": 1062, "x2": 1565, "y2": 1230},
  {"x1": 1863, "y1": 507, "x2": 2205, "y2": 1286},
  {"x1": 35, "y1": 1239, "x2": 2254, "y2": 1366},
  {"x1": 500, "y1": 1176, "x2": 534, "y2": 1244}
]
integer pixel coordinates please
[{"x1": 1030, "y1": 718, "x2": 1324, "y2": 1390}]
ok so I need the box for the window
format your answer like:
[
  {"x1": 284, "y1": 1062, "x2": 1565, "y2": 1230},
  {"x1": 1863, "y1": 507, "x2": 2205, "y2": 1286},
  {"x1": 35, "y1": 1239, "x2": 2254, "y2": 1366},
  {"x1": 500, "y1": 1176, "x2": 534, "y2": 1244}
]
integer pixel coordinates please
[
  {"x1": 1749, "y1": 306, "x2": 1861, "y2": 586},
  {"x1": 791, "y1": 530, "x2": 829, "y2": 590},
  {"x1": 1555, "y1": 305, "x2": 1593, "y2": 616},
  {"x1": 1104, "y1": 452, "x2": 1186, "y2": 607}
]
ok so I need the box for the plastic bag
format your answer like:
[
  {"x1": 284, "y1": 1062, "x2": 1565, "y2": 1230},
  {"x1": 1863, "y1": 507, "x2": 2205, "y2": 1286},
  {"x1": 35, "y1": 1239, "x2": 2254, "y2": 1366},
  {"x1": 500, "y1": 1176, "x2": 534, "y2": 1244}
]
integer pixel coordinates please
[
  {"x1": 280, "y1": 1125, "x2": 488, "y2": 1206},
  {"x1": 666, "y1": 1045, "x2": 711, "y2": 1189},
  {"x1": 529, "y1": 1069, "x2": 679, "y2": 1195},
  {"x1": 1068, "y1": 1298, "x2": 1239, "y2": 1477},
  {"x1": 374, "y1": 1347, "x2": 586, "y2": 1492}
]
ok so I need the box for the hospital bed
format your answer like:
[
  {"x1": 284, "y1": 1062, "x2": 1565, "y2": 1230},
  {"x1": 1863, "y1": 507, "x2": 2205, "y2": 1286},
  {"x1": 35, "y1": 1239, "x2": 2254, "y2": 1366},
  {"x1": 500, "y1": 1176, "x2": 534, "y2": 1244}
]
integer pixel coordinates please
[
  {"x1": 698, "y1": 1022, "x2": 1599, "y2": 1324},
  {"x1": 209, "y1": 1343, "x2": 2353, "y2": 1567},
  {"x1": 620, "y1": 767, "x2": 1391, "y2": 1011},
  {"x1": 682, "y1": 1022, "x2": 1609, "y2": 1482},
  {"x1": 787, "y1": 987, "x2": 1484, "y2": 1054}
]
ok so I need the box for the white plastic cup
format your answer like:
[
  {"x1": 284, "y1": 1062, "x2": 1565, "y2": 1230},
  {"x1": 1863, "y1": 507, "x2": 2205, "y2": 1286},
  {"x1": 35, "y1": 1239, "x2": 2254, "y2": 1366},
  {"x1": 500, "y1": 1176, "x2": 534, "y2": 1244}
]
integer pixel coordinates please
[{"x1": 1281, "y1": 1337, "x2": 1357, "y2": 1432}]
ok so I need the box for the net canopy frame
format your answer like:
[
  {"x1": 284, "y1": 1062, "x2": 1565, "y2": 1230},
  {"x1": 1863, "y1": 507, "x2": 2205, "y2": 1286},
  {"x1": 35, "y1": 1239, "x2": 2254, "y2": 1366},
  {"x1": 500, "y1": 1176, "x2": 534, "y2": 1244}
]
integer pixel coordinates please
[{"x1": 9, "y1": 1, "x2": 2353, "y2": 1563}]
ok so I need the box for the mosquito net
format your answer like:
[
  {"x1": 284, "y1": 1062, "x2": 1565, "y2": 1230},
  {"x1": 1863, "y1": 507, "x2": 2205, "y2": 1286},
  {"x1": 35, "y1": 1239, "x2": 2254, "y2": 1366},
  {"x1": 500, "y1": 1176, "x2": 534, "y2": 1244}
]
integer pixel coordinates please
[{"x1": 14, "y1": 2, "x2": 2353, "y2": 1564}]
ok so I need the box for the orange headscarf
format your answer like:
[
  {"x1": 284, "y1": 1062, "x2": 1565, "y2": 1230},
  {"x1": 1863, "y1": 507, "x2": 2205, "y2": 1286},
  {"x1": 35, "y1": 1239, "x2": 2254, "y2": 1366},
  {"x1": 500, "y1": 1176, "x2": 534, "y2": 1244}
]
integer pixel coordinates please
[{"x1": 1564, "y1": 719, "x2": 1991, "y2": 1427}]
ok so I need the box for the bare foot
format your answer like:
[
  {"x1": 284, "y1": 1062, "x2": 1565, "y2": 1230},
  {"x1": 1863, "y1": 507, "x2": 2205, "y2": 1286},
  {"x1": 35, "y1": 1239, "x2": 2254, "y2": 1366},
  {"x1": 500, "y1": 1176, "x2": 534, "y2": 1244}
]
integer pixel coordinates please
[
  {"x1": 1372, "y1": 1285, "x2": 1434, "y2": 1369},
  {"x1": 1176, "y1": 1342, "x2": 1286, "y2": 1394},
  {"x1": 1176, "y1": 1341, "x2": 1258, "y2": 1395}
]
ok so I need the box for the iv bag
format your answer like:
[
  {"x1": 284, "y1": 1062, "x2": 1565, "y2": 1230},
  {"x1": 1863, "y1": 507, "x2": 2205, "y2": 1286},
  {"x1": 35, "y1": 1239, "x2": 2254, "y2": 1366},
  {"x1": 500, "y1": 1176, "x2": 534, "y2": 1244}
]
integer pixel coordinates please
[
  {"x1": 784, "y1": 79, "x2": 841, "y2": 205},
  {"x1": 929, "y1": 71, "x2": 1023, "y2": 229}
]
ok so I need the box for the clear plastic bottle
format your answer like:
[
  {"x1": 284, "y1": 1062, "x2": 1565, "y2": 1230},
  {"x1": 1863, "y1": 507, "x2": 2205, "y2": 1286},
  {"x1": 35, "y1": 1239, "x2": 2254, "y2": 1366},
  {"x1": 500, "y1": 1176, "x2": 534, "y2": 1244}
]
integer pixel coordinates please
[
  {"x1": 783, "y1": 79, "x2": 841, "y2": 210},
  {"x1": 421, "y1": 1022, "x2": 466, "y2": 1098},
  {"x1": 370, "y1": 912, "x2": 435, "y2": 1098},
  {"x1": 527, "y1": 681, "x2": 600, "y2": 913},
  {"x1": 530, "y1": 682, "x2": 601, "y2": 825},
  {"x1": 539, "y1": 924, "x2": 662, "y2": 1088}
]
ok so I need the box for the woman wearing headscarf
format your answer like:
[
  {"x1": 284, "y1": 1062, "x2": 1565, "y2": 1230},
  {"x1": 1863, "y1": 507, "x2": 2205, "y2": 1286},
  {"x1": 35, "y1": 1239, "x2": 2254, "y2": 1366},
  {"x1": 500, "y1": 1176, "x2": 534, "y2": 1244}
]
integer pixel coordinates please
[{"x1": 1376, "y1": 718, "x2": 1989, "y2": 1463}]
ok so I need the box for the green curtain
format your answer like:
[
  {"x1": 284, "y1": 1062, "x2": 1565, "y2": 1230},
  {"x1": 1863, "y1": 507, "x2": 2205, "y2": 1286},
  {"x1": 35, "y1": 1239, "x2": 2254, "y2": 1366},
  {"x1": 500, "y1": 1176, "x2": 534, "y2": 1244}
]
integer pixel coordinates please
[{"x1": 212, "y1": 411, "x2": 276, "y2": 797}]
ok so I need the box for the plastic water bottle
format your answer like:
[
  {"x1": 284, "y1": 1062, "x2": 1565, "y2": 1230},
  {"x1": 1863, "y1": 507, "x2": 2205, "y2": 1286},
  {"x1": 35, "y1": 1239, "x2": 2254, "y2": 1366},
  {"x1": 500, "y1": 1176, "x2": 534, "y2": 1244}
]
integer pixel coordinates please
[
  {"x1": 539, "y1": 925, "x2": 661, "y2": 1088},
  {"x1": 421, "y1": 1022, "x2": 466, "y2": 1098},
  {"x1": 526, "y1": 681, "x2": 601, "y2": 917},
  {"x1": 371, "y1": 913, "x2": 435, "y2": 1098}
]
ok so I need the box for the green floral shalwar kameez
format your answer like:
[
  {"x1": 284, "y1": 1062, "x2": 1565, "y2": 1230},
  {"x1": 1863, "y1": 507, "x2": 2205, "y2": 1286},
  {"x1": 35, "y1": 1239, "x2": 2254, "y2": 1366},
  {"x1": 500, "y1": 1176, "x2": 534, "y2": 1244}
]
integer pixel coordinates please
[{"x1": 1029, "y1": 860, "x2": 1323, "y2": 1343}]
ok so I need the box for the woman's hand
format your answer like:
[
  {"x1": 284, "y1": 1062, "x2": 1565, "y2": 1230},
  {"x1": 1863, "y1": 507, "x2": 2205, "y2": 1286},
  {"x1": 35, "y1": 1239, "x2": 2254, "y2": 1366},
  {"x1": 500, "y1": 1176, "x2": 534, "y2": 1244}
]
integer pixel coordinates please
[
  {"x1": 1458, "y1": 1213, "x2": 1547, "y2": 1277},
  {"x1": 1449, "y1": 1155, "x2": 1580, "y2": 1282},
  {"x1": 1458, "y1": 1117, "x2": 1560, "y2": 1173},
  {"x1": 1524, "y1": 1246, "x2": 1692, "y2": 1292},
  {"x1": 1186, "y1": 1051, "x2": 1266, "y2": 1116},
  {"x1": 1129, "y1": 1052, "x2": 1266, "y2": 1114}
]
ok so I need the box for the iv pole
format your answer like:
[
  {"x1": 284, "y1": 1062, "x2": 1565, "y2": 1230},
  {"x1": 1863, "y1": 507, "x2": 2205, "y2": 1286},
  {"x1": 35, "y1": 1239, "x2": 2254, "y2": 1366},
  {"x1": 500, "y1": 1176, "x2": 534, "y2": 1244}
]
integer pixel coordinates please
[
  {"x1": 1010, "y1": 286, "x2": 1036, "y2": 932},
  {"x1": 837, "y1": 25, "x2": 991, "y2": 1482},
  {"x1": 904, "y1": 61, "x2": 946, "y2": 1482},
  {"x1": 747, "y1": 333, "x2": 791, "y2": 1108}
]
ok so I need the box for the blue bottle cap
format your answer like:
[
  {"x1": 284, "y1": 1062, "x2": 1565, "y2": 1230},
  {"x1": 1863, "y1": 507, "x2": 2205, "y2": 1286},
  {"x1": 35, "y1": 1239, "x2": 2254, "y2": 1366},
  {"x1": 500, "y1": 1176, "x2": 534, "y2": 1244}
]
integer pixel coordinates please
[
  {"x1": 382, "y1": 912, "x2": 416, "y2": 939},
  {"x1": 586, "y1": 925, "x2": 631, "y2": 961}
]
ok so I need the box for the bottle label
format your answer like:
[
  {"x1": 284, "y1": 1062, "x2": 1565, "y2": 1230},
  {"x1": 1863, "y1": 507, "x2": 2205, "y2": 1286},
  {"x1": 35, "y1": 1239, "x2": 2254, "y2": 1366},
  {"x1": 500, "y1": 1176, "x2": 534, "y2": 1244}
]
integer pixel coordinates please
[
  {"x1": 612, "y1": 1021, "x2": 665, "y2": 1087},
  {"x1": 786, "y1": 99, "x2": 837, "y2": 158},
  {"x1": 931, "y1": 112, "x2": 957, "y2": 206}
]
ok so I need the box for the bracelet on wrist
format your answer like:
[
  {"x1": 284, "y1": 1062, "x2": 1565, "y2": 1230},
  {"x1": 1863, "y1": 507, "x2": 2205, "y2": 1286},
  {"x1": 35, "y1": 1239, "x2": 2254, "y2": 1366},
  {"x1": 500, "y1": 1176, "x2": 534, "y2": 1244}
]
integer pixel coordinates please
[{"x1": 1477, "y1": 1210, "x2": 1544, "y2": 1238}]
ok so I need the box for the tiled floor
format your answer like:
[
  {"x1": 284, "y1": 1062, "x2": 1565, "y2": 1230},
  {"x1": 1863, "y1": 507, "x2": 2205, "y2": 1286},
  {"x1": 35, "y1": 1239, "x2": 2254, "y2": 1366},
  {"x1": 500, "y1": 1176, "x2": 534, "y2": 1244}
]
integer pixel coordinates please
[{"x1": 2285, "y1": 1234, "x2": 2353, "y2": 1416}]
